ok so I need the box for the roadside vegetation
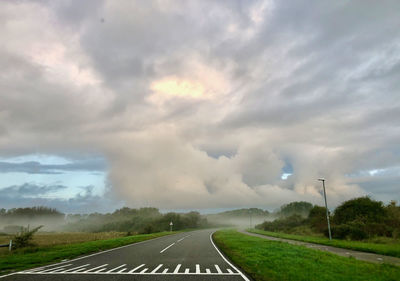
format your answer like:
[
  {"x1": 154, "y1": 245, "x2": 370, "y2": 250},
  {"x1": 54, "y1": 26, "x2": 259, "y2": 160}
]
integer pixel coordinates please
[
  {"x1": 0, "y1": 231, "x2": 175, "y2": 275},
  {"x1": 248, "y1": 229, "x2": 400, "y2": 258},
  {"x1": 213, "y1": 229, "x2": 400, "y2": 281},
  {"x1": 255, "y1": 197, "x2": 400, "y2": 257}
]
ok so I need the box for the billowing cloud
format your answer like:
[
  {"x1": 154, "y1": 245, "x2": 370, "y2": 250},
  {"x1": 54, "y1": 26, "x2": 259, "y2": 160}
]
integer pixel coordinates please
[{"x1": 0, "y1": 0, "x2": 399, "y2": 212}]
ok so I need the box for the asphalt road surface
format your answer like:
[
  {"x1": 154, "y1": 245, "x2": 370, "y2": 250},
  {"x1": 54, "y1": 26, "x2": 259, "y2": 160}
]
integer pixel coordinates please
[{"x1": 1, "y1": 229, "x2": 250, "y2": 281}]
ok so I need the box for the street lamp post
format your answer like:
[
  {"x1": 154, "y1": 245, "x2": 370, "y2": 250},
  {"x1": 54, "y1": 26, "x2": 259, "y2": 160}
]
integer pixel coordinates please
[{"x1": 318, "y1": 178, "x2": 332, "y2": 240}]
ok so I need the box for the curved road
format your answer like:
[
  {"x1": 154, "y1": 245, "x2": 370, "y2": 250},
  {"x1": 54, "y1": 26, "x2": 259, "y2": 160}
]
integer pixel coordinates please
[{"x1": 1, "y1": 229, "x2": 250, "y2": 281}]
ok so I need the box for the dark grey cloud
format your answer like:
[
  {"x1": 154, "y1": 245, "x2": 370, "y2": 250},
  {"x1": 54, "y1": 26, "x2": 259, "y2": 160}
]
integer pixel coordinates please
[
  {"x1": 0, "y1": 158, "x2": 107, "y2": 174},
  {"x1": 0, "y1": 184, "x2": 120, "y2": 213},
  {"x1": 0, "y1": 183, "x2": 67, "y2": 197}
]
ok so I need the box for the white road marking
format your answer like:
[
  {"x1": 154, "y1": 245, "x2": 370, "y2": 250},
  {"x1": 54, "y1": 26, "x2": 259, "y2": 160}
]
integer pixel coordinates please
[
  {"x1": 185, "y1": 268, "x2": 190, "y2": 273},
  {"x1": 106, "y1": 264, "x2": 126, "y2": 273},
  {"x1": 206, "y1": 268, "x2": 211, "y2": 273},
  {"x1": 128, "y1": 264, "x2": 145, "y2": 273},
  {"x1": 162, "y1": 268, "x2": 169, "y2": 273},
  {"x1": 173, "y1": 264, "x2": 181, "y2": 273},
  {"x1": 160, "y1": 242, "x2": 175, "y2": 253},
  {"x1": 210, "y1": 231, "x2": 250, "y2": 281},
  {"x1": 0, "y1": 232, "x2": 180, "y2": 279},
  {"x1": 177, "y1": 235, "x2": 191, "y2": 242},
  {"x1": 117, "y1": 268, "x2": 127, "y2": 273},
  {"x1": 196, "y1": 264, "x2": 200, "y2": 274},
  {"x1": 215, "y1": 265, "x2": 222, "y2": 274},
  {"x1": 62, "y1": 264, "x2": 90, "y2": 273},
  {"x1": 95, "y1": 268, "x2": 106, "y2": 273},
  {"x1": 37, "y1": 264, "x2": 72, "y2": 273},
  {"x1": 151, "y1": 264, "x2": 163, "y2": 273},
  {"x1": 140, "y1": 268, "x2": 148, "y2": 273},
  {"x1": 73, "y1": 268, "x2": 87, "y2": 272},
  {"x1": 84, "y1": 264, "x2": 108, "y2": 273},
  {"x1": 227, "y1": 269, "x2": 234, "y2": 273}
]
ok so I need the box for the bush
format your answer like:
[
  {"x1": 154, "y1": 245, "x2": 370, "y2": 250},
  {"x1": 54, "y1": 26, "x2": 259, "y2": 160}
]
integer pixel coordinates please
[
  {"x1": 330, "y1": 223, "x2": 367, "y2": 240},
  {"x1": 333, "y1": 197, "x2": 386, "y2": 225},
  {"x1": 278, "y1": 201, "x2": 313, "y2": 218},
  {"x1": 307, "y1": 206, "x2": 328, "y2": 233},
  {"x1": 12, "y1": 225, "x2": 43, "y2": 249},
  {"x1": 257, "y1": 214, "x2": 306, "y2": 232}
]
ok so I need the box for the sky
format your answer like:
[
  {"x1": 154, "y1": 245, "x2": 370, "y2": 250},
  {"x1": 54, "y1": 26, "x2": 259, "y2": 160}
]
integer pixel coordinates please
[{"x1": 0, "y1": 0, "x2": 399, "y2": 214}]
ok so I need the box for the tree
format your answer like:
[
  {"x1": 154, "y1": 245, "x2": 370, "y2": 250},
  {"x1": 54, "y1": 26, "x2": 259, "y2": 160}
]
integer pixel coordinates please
[
  {"x1": 308, "y1": 206, "x2": 328, "y2": 233},
  {"x1": 278, "y1": 201, "x2": 313, "y2": 218},
  {"x1": 333, "y1": 197, "x2": 386, "y2": 225}
]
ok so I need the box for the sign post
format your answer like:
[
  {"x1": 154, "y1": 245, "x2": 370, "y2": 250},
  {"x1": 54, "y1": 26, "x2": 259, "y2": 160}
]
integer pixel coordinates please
[{"x1": 170, "y1": 221, "x2": 173, "y2": 232}]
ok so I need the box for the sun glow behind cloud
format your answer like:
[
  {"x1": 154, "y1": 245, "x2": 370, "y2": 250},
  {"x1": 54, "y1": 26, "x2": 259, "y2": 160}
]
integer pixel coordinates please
[{"x1": 151, "y1": 77, "x2": 205, "y2": 99}]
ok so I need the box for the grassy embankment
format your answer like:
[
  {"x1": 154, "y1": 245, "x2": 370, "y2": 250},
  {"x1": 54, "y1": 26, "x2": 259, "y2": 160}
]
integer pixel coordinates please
[
  {"x1": 247, "y1": 229, "x2": 400, "y2": 258},
  {"x1": 213, "y1": 230, "x2": 400, "y2": 281},
  {"x1": 0, "y1": 231, "x2": 175, "y2": 275}
]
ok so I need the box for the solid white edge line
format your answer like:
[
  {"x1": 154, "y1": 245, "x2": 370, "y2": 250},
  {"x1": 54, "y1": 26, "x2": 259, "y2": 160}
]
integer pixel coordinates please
[
  {"x1": 160, "y1": 242, "x2": 175, "y2": 253},
  {"x1": 0, "y1": 231, "x2": 189, "y2": 279},
  {"x1": 210, "y1": 231, "x2": 251, "y2": 281},
  {"x1": 17, "y1": 272, "x2": 241, "y2": 275}
]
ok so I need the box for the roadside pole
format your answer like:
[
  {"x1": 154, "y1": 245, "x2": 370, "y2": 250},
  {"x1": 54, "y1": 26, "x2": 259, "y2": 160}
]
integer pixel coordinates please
[
  {"x1": 9, "y1": 240, "x2": 12, "y2": 252},
  {"x1": 318, "y1": 178, "x2": 332, "y2": 240},
  {"x1": 170, "y1": 221, "x2": 173, "y2": 232}
]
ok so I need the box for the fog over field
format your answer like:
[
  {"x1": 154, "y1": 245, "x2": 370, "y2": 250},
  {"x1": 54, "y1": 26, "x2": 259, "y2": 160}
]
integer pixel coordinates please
[{"x1": 0, "y1": 0, "x2": 399, "y2": 213}]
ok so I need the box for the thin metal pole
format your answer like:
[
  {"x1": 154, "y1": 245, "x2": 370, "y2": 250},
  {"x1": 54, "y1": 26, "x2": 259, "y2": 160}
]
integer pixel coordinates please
[
  {"x1": 9, "y1": 240, "x2": 12, "y2": 252},
  {"x1": 321, "y1": 179, "x2": 332, "y2": 240}
]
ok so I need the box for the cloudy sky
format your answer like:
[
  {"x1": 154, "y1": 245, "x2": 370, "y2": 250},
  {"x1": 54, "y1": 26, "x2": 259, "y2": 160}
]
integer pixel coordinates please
[{"x1": 1, "y1": 0, "x2": 399, "y2": 213}]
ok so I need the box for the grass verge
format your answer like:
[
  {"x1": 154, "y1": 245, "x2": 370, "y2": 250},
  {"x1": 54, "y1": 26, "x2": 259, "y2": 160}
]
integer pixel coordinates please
[
  {"x1": 0, "y1": 231, "x2": 175, "y2": 275},
  {"x1": 213, "y1": 229, "x2": 400, "y2": 281},
  {"x1": 247, "y1": 229, "x2": 400, "y2": 258}
]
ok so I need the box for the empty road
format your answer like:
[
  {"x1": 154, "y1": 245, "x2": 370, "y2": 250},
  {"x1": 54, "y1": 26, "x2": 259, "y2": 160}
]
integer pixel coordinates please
[{"x1": 1, "y1": 229, "x2": 250, "y2": 281}]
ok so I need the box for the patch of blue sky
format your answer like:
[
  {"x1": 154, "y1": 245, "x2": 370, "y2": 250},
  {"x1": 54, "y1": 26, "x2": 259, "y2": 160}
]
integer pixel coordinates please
[
  {"x1": 0, "y1": 171, "x2": 106, "y2": 199},
  {"x1": 281, "y1": 173, "x2": 292, "y2": 180}
]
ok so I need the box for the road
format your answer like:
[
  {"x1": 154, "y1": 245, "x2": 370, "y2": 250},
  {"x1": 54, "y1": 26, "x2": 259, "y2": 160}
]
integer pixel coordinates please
[{"x1": 1, "y1": 229, "x2": 250, "y2": 281}]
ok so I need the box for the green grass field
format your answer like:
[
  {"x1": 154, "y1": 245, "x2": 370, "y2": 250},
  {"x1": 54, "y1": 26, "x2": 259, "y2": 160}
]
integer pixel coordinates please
[
  {"x1": 0, "y1": 231, "x2": 175, "y2": 275},
  {"x1": 248, "y1": 229, "x2": 400, "y2": 258},
  {"x1": 213, "y1": 230, "x2": 400, "y2": 281}
]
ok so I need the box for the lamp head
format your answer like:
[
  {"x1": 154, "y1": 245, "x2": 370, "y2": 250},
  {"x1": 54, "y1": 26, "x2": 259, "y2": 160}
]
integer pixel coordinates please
[{"x1": 318, "y1": 178, "x2": 325, "y2": 181}]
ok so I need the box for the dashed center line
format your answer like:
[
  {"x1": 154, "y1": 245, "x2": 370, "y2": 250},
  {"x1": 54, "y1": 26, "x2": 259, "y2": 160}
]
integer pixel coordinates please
[{"x1": 160, "y1": 242, "x2": 175, "y2": 253}]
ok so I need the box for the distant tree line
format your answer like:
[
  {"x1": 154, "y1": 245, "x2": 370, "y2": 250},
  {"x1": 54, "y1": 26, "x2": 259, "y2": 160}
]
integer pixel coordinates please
[
  {"x1": 0, "y1": 206, "x2": 208, "y2": 234},
  {"x1": 256, "y1": 197, "x2": 400, "y2": 240},
  {"x1": 65, "y1": 207, "x2": 208, "y2": 234}
]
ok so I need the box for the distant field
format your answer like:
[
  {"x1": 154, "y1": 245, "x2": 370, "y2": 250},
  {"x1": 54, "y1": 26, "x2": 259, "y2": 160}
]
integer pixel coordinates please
[
  {"x1": 248, "y1": 229, "x2": 400, "y2": 258},
  {"x1": 0, "y1": 231, "x2": 175, "y2": 275},
  {"x1": 213, "y1": 230, "x2": 400, "y2": 281},
  {"x1": 0, "y1": 231, "x2": 126, "y2": 247}
]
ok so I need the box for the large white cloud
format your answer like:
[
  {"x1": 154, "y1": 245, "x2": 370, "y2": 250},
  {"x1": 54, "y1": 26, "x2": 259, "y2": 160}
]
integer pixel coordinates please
[{"x1": 0, "y1": 0, "x2": 399, "y2": 211}]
